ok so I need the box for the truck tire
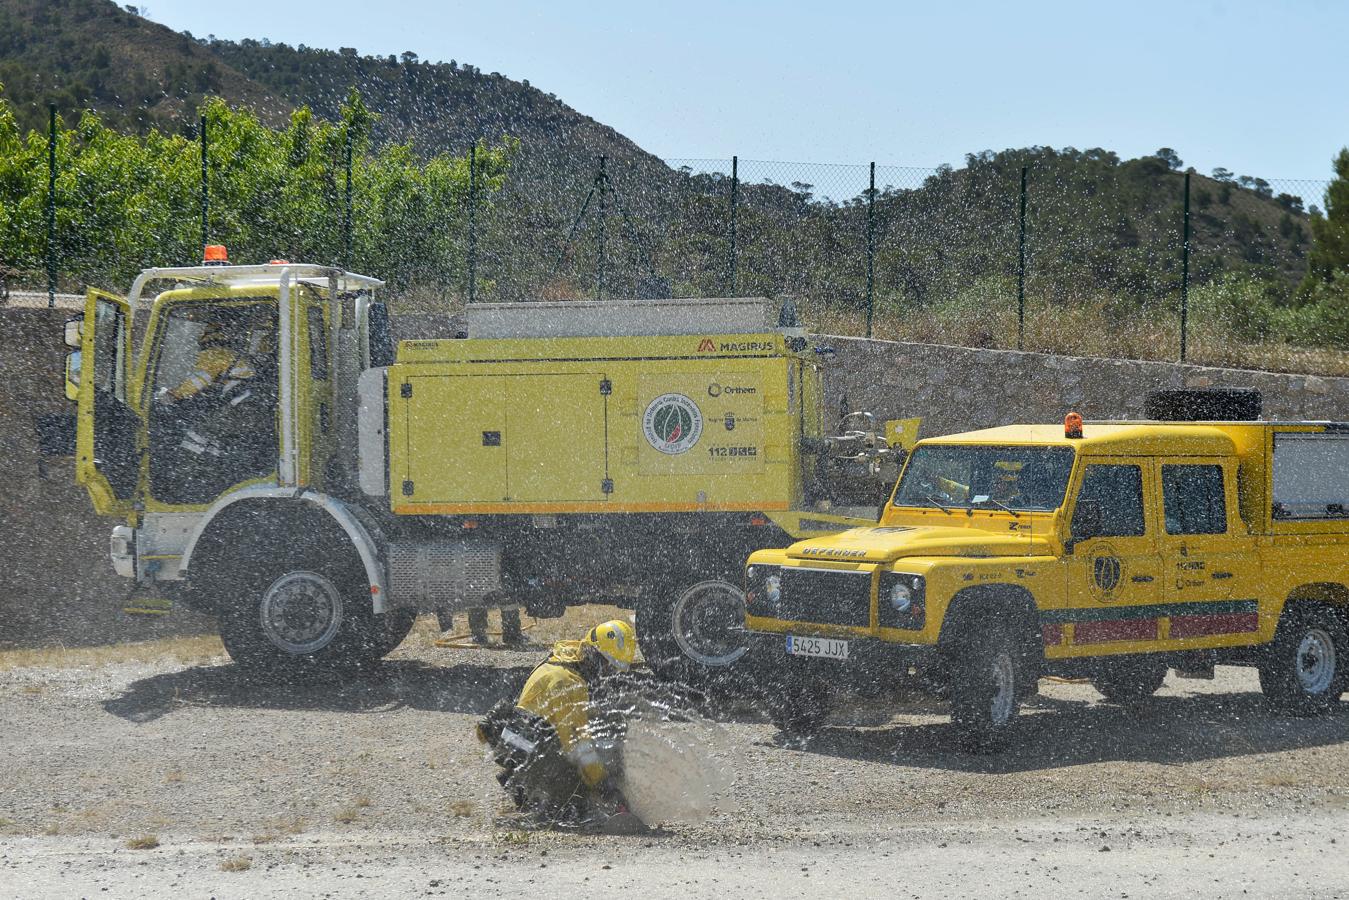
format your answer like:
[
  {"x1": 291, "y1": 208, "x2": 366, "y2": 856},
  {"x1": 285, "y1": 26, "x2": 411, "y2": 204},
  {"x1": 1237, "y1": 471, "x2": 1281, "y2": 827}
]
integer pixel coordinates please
[
  {"x1": 371, "y1": 608, "x2": 418, "y2": 657},
  {"x1": 1092, "y1": 657, "x2": 1168, "y2": 704},
  {"x1": 1258, "y1": 605, "x2": 1347, "y2": 716},
  {"x1": 217, "y1": 542, "x2": 391, "y2": 675},
  {"x1": 948, "y1": 623, "x2": 1022, "y2": 753},
  {"x1": 636, "y1": 579, "x2": 748, "y2": 681}
]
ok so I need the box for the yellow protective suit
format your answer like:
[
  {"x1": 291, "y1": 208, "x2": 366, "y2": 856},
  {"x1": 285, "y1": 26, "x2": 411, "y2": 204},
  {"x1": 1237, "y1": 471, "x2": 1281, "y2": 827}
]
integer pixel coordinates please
[
  {"x1": 169, "y1": 347, "x2": 255, "y2": 401},
  {"x1": 516, "y1": 640, "x2": 607, "y2": 787}
]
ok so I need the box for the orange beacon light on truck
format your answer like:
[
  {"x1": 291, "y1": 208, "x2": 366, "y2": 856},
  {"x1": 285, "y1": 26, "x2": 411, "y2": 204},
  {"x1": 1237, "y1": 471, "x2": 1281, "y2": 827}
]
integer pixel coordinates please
[{"x1": 1065, "y1": 412, "x2": 1084, "y2": 439}]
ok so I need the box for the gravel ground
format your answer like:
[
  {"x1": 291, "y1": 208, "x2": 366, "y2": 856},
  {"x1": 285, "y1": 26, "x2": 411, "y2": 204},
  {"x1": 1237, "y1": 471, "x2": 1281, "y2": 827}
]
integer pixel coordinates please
[{"x1": 4, "y1": 628, "x2": 1349, "y2": 898}]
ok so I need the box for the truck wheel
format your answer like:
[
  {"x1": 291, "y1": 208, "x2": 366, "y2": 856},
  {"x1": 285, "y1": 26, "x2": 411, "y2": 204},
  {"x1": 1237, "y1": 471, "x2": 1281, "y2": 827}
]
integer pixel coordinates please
[
  {"x1": 1259, "y1": 606, "x2": 1346, "y2": 716},
  {"x1": 217, "y1": 545, "x2": 387, "y2": 674},
  {"x1": 637, "y1": 580, "x2": 748, "y2": 680},
  {"x1": 1092, "y1": 657, "x2": 1168, "y2": 704},
  {"x1": 371, "y1": 608, "x2": 418, "y2": 657},
  {"x1": 948, "y1": 624, "x2": 1021, "y2": 753}
]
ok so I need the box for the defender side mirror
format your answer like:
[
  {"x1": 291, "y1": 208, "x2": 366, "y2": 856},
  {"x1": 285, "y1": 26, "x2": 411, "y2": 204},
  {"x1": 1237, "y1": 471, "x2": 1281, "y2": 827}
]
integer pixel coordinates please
[
  {"x1": 64, "y1": 350, "x2": 82, "y2": 401},
  {"x1": 64, "y1": 315, "x2": 83, "y2": 349}
]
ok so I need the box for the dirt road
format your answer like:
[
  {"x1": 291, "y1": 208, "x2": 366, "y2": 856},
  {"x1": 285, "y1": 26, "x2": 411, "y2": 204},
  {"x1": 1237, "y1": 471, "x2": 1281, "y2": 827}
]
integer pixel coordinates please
[{"x1": 4, "y1": 622, "x2": 1349, "y2": 898}]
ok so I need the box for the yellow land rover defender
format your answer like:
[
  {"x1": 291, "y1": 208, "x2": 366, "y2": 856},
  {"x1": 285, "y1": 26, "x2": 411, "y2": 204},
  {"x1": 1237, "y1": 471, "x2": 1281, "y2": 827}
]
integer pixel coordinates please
[{"x1": 745, "y1": 390, "x2": 1349, "y2": 751}]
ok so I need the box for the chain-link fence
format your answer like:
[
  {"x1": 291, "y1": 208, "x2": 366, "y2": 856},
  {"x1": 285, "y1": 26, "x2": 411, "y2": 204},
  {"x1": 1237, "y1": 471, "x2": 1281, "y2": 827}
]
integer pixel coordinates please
[
  {"x1": 10, "y1": 102, "x2": 1337, "y2": 370},
  {"x1": 465, "y1": 152, "x2": 1332, "y2": 367}
]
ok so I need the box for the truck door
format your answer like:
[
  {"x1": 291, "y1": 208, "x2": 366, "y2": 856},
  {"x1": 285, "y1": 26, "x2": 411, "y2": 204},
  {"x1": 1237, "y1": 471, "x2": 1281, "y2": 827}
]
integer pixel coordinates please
[
  {"x1": 1061, "y1": 459, "x2": 1164, "y2": 650},
  {"x1": 75, "y1": 289, "x2": 139, "y2": 515},
  {"x1": 1155, "y1": 459, "x2": 1259, "y2": 642}
]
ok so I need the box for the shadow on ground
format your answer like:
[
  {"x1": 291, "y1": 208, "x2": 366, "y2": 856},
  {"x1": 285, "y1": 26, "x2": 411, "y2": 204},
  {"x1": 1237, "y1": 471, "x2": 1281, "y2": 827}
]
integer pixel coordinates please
[
  {"x1": 780, "y1": 690, "x2": 1349, "y2": 774},
  {"x1": 102, "y1": 659, "x2": 533, "y2": 725}
]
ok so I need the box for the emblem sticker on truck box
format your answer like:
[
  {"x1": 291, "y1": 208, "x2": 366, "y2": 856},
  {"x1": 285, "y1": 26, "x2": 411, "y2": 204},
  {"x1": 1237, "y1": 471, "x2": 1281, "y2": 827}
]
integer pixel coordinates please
[{"x1": 643, "y1": 393, "x2": 704, "y2": 455}]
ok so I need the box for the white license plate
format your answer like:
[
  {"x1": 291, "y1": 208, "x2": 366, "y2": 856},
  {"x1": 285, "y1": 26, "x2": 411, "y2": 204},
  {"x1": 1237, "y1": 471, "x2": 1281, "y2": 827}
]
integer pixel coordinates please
[{"x1": 786, "y1": 635, "x2": 849, "y2": 660}]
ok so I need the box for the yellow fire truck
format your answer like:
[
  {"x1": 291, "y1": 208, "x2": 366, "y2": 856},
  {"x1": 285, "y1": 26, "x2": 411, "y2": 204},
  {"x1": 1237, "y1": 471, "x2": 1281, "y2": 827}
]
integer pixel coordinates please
[
  {"x1": 58, "y1": 250, "x2": 915, "y2": 675},
  {"x1": 745, "y1": 392, "x2": 1349, "y2": 750}
]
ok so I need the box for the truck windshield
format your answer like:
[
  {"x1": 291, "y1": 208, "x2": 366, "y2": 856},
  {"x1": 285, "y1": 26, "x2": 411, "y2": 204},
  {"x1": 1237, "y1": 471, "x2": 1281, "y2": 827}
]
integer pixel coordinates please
[{"x1": 893, "y1": 445, "x2": 1076, "y2": 512}]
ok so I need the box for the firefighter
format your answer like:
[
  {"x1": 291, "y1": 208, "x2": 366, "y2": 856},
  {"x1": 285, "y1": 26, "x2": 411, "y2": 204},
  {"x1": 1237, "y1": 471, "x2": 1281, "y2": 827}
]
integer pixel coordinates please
[
  {"x1": 158, "y1": 318, "x2": 276, "y2": 498},
  {"x1": 478, "y1": 620, "x2": 638, "y2": 825}
]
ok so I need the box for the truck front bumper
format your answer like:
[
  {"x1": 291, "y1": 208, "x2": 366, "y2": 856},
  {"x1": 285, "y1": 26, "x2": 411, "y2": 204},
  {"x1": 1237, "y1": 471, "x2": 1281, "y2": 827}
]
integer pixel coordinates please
[{"x1": 745, "y1": 629, "x2": 939, "y2": 696}]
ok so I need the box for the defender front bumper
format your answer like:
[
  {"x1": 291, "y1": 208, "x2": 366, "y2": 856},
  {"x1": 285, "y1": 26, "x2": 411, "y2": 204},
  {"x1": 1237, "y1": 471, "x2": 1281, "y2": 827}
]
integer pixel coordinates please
[{"x1": 745, "y1": 629, "x2": 939, "y2": 695}]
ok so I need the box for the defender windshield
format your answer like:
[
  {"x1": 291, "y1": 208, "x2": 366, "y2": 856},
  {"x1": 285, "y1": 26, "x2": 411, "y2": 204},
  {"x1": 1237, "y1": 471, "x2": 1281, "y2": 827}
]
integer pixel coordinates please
[{"x1": 893, "y1": 445, "x2": 1076, "y2": 512}]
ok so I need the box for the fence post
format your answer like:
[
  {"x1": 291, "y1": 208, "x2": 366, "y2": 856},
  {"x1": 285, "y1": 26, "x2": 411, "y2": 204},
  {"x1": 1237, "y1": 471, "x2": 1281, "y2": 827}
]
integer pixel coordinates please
[
  {"x1": 199, "y1": 114, "x2": 209, "y2": 253},
  {"x1": 596, "y1": 155, "x2": 608, "y2": 300},
  {"x1": 1180, "y1": 171, "x2": 1191, "y2": 362},
  {"x1": 343, "y1": 125, "x2": 353, "y2": 270},
  {"x1": 46, "y1": 104, "x2": 56, "y2": 309},
  {"x1": 865, "y1": 161, "x2": 876, "y2": 338},
  {"x1": 1017, "y1": 165, "x2": 1028, "y2": 351},
  {"x1": 467, "y1": 144, "x2": 478, "y2": 303},
  {"x1": 728, "y1": 155, "x2": 738, "y2": 295}
]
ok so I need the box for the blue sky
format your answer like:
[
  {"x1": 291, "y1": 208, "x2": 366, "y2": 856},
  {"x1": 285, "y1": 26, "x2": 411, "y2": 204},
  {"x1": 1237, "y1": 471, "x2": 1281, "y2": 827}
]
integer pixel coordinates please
[{"x1": 144, "y1": 0, "x2": 1346, "y2": 182}]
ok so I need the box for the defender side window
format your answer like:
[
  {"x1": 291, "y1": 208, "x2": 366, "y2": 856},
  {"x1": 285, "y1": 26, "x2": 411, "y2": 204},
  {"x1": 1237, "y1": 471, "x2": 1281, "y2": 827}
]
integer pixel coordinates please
[
  {"x1": 1072, "y1": 464, "x2": 1145, "y2": 537},
  {"x1": 1162, "y1": 464, "x2": 1227, "y2": 535}
]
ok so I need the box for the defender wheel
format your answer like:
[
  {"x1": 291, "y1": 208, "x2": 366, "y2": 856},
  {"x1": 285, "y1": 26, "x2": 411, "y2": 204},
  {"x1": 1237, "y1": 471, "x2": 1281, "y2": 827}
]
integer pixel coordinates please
[
  {"x1": 949, "y1": 625, "x2": 1021, "y2": 753},
  {"x1": 218, "y1": 546, "x2": 388, "y2": 675},
  {"x1": 1092, "y1": 657, "x2": 1168, "y2": 704},
  {"x1": 768, "y1": 678, "x2": 832, "y2": 740},
  {"x1": 1259, "y1": 606, "x2": 1346, "y2": 716},
  {"x1": 636, "y1": 579, "x2": 748, "y2": 681}
]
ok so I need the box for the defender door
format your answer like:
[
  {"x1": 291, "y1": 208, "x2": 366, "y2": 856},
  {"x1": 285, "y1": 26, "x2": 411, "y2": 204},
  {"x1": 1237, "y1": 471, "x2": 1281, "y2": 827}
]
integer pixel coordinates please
[
  {"x1": 75, "y1": 289, "x2": 140, "y2": 515},
  {"x1": 1059, "y1": 458, "x2": 1165, "y2": 650},
  {"x1": 1154, "y1": 459, "x2": 1259, "y2": 643}
]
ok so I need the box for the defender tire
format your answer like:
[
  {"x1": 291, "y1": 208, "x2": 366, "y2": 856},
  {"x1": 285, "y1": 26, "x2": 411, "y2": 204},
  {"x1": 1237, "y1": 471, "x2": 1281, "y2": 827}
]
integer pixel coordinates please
[
  {"x1": 948, "y1": 624, "x2": 1022, "y2": 753},
  {"x1": 1092, "y1": 657, "x2": 1169, "y2": 704},
  {"x1": 767, "y1": 677, "x2": 833, "y2": 740},
  {"x1": 1258, "y1": 605, "x2": 1346, "y2": 716}
]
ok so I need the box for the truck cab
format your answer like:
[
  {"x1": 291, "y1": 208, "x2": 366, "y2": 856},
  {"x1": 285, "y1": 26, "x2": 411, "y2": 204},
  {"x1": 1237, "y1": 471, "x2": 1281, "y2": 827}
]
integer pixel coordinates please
[{"x1": 746, "y1": 397, "x2": 1349, "y2": 750}]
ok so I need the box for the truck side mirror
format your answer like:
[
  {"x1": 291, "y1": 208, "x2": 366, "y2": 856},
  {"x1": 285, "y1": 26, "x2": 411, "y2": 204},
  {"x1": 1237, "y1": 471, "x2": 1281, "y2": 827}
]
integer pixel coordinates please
[
  {"x1": 64, "y1": 315, "x2": 84, "y2": 349},
  {"x1": 1066, "y1": 499, "x2": 1103, "y2": 552},
  {"x1": 64, "y1": 350, "x2": 82, "y2": 401},
  {"x1": 367, "y1": 302, "x2": 395, "y2": 368}
]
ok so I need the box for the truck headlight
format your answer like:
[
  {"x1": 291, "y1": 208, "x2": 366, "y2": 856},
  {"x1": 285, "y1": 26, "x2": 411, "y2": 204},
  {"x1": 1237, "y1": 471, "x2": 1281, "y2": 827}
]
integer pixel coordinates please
[{"x1": 766, "y1": 574, "x2": 782, "y2": 606}]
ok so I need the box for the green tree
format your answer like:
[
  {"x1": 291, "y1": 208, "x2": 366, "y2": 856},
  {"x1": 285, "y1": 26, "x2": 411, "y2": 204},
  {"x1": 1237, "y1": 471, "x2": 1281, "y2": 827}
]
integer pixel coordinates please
[{"x1": 1302, "y1": 148, "x2": 1349, "y2": 288}]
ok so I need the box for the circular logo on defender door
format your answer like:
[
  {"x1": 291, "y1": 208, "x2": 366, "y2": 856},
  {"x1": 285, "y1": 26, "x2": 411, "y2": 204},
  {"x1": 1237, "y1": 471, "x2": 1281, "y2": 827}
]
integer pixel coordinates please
[
  {"x1": 1090, "y1": 543, "x2": 1124, "y2": 597},
  {"x1": 643, "y1": 393, "x2": 703, "y2": 454}
]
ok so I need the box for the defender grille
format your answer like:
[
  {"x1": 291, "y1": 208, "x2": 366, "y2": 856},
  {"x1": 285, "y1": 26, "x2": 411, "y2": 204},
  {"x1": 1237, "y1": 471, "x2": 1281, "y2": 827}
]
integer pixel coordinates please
[
  {"x1": 777, "y1": 567, "x2": 872, "y2": 627},
  {"x1": 388, "y1": 541, "x2": 502, "y2": 606}
]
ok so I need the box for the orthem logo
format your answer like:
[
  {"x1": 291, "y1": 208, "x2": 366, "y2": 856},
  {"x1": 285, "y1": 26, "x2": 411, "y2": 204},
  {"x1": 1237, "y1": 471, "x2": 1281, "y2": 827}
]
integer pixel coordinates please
[
  {"x1": 642, "y1": 393, "x2": 703, "y2": 455},
  {"x1": 697, "y1": 338, "x2": 717, "y2": 353}
]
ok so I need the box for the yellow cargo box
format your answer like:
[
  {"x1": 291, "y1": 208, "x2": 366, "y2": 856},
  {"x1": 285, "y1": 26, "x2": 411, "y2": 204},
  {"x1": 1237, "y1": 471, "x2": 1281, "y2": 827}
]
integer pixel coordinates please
[{"x1": 387, "y1": 333, "x2": 802, "y2": 515}]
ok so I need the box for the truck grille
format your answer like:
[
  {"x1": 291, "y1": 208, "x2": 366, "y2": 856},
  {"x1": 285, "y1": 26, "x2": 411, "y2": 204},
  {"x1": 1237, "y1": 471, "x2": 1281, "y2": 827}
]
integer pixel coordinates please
[{"x1": 776, "y1": 567, "x2": 872, "y2": 627}]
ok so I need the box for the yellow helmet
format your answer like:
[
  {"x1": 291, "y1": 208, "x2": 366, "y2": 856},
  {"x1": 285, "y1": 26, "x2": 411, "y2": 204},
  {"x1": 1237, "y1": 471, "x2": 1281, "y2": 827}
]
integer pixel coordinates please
[{"x1": 583, "y1": 619, "x2": 636, "y2": 670}]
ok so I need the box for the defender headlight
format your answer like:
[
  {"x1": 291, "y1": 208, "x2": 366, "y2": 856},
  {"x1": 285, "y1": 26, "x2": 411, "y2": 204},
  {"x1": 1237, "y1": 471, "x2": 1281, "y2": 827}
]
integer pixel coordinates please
[
  {"x1": 746, "y1": 566, "x2": 782, "y2": 615},
  {"x1": 889, "y1": 581, "x2": 913, "y2": 614},
  {"x1": 879, "y1": 572, "x2": 925, "y2": 629}
]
